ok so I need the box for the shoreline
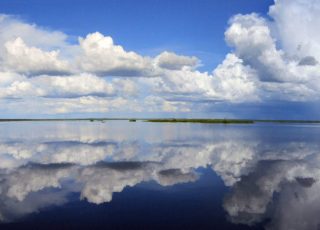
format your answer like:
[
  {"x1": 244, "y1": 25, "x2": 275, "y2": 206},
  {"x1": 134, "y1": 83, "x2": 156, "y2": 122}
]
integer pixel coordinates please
[{"x1": 0, "y1": 118, "x2": 319, "y2": 124}]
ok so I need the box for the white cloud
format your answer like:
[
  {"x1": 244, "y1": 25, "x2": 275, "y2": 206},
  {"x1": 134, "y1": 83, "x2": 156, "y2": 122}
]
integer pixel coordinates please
[
  {"x1": 0, "y1": 81, "x2": 39, "y2": 99},
  {"x1": 0, "y1": 0, "x2": 320, "y2": 116},
  {"x1": 225, "y1": 13, "x2": 289, "y2": 82},
  {"x1": 112, "y1": 78, "x2": 138, "y2": 96},
  {"x1": 144, "y1": 95, "x2": 191, "y2": 112},
  {"x1": 0, "y1": 14, "x2": 270, "y2": 115},
  {"x1": 0, "y1": 72, "x2": 142, "y2": 103},
  {"x1": 155, "y1": 51, "x2": 199, "y2": 70},
  {"x1": 0, "y1": 14, "x2": 68, "y2": 51},
  {"x1": 2, "y1": 38, "x2": 70, "y2": 76},
  {"x1": 31, "y1": 74, "x2": 115, "y2": 98},
  {"x1": 76, "y1": 32, "x2": 152, "y2": 76},
  {"x1": 6, "y1": 166, "x2": 71, "y2": 202},
  {"x1": 269, "y1": 0, "x2": 320, "y2": 61},
  {"x1": 212, "y1": 53, "x2": 259, "y2": 102},
  {"x1": 224, "y1": 10, "x2": 320, "y2": 103},
  {"x1": 79, "y1": 165, "x2": 153, "y2": 204},
  {"x1": 146, "y1": 53, "x2": 259, "y2": 103}
]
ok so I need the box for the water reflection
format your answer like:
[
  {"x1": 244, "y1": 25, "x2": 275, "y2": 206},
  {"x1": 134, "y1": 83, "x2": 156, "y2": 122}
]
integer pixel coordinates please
[{"x1": 0, "y1": 121, "x2": 319, "y2": 229}]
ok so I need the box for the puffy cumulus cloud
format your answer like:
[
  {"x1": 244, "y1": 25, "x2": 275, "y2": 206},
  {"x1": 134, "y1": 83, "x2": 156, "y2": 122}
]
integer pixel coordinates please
[
  {"x1": 146, "y1": 53, "x2": 259, "y2": 103},
  {"x1": 2, "y1": 37, "x2": 70, "y2": 76},
  {"x1": 224, "y1": 7, "x2": 320, "y2": 102},
  {"x1": 211, "y1": 53, "x2": 259, "y2": 102},
  {"x1": 31, "y1": 74, "x2": 116, "y2": 98},
  {"x1": 0, "y1": 13, "x2": 268, "y2": 115},
  {"x1": 0, "y1": 71, "x2": 140, "y2": 100},
  {"x1": 1, "y1": 0, "x2": 320, "y2": 116},
  {"x1": 228, "y1": 13, "x2": 315, "y2": 82},
  {"x1": 149, "y1": 69, "x2": 214, "y2": 97},
  {"x1": 154, "y1": 51, "x2": 199, "y2": 70},
  {"x1": 0, "y1": 80, "x2": 40, "y2": 99},
  {"x1": 76, "y1": 32, "x2": 153, "y2": 76},
  {"x1": 0, "y1": 72, "x2": 42, "y2": 99},
  {"x1": 0, "y1": 97, "x2": 107, "y2": 114},
  {"x1": 0, "y1": 14, "x2": 68, "y2": 51},
  {"x1": 225, "y1": 14, "x2": 319, "y2": 83},
  {"x1": 269, "y1": 0, "x2": 320, "y2": 61},
  {"x1": 225, "y1": 13, "x2": 293, "y2": 83},
  {"x1": 20, "y1": 96, "x2": 140, "y2": 114}
]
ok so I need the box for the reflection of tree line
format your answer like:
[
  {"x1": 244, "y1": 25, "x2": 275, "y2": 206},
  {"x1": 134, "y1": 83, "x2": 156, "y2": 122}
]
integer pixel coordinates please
[{"x1": 0, "y1": 138, "x2": 319, "y2": 230}]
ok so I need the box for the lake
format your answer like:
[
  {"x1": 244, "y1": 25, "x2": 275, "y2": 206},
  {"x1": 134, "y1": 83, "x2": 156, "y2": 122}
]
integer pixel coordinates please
[{"x1": 0, "y1": 121, "x2": 319, "y2": 229}]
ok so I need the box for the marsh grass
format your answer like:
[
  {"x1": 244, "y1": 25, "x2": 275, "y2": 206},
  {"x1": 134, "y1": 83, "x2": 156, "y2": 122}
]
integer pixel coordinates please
[
  {"x1": 0, "y1": 118, "x2": 320, "y2": 124},
  {"x1": 144, "y1": 118, "x2": 254, "y2": 124}
]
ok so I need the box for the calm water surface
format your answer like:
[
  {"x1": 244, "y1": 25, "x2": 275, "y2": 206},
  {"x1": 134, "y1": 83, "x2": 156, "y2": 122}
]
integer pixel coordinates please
[{"x1": 0, "y1": 121, "x2": 319, "y2": 229}]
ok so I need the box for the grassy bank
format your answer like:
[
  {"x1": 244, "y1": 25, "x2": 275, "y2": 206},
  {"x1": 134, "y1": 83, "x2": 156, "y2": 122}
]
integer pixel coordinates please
[
  {"x1": 144, "y1": 119, "x2": 254, "y2": 124},
  {"x1": 0, "y1": 118, "x2": 320, "y2": 124}
]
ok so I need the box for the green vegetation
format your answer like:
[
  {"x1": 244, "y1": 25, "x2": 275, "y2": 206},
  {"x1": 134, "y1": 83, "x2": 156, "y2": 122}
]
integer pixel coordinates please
[
  {"x1": 0, "y1": 118, "x2": 319, "y2": 124},
  {"x1": 145, "y1": 119, "x2": 320, "y2": 124},
  {"x1": 144, "y1": 118, "x2": 254, "y2": 124}
]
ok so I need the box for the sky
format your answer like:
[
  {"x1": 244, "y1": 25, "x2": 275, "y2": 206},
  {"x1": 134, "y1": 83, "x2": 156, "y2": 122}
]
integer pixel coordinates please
[{"x1": 0, "y1": 0, "x2": 319, "y2": 119}]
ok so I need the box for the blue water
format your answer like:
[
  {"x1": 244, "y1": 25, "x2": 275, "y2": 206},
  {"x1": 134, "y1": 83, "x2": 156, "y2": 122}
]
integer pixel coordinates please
[{"x1": 0, "y1": 121, "x2": 319, "y2": 229}]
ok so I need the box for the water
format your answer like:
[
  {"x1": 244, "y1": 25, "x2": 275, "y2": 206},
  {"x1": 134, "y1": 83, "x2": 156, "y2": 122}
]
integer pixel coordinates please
[{"x1": 0, "y1": 121, "x2": 319, "y2": 229}]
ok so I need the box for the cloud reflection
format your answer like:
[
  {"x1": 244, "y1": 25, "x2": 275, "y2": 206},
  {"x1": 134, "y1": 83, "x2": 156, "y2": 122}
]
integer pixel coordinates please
[{"x1": 0, "y1": 121, "x2": 319, "y2": 230}]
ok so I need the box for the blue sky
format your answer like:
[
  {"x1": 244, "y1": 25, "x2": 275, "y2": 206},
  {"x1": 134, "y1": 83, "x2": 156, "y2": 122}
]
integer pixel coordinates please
[{"x1": 0, "y1": 0, "x2": 319, "y2": 119}]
